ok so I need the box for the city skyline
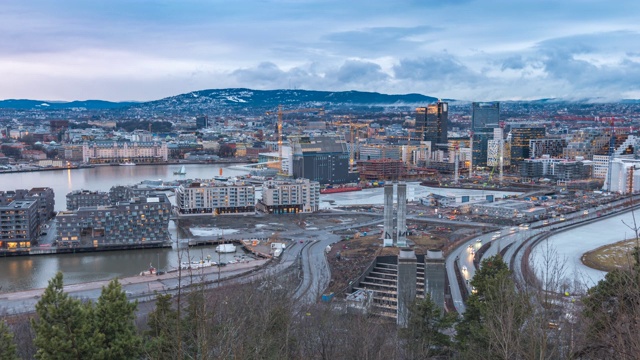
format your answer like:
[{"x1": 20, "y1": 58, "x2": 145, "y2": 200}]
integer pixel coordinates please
[{"x1": 1, "y1": 0, "x2": 639, "y2": 102}]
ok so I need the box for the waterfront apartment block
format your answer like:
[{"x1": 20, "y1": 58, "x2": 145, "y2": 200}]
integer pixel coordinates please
[
  {"x1": 82, "y1": 141, "x2": 168, "y2": 164},
  {"x1": 257, "y1": 179, "x2": 320, "y2": 214},
  {"x1": 175, "y1": 181, "x2": 256, "y2": 215},
  {"x1": 0, "y1": 200, "x2": 39, "y2": 250},
  {"x1": 0, "y1": 187, "x2": 55, "y2": 249},
  {"x1": 56, "y1": 194, "x2": 171, "y2": 247},
  {"x1": 66, "y1": 190, "x2": 111, "y2": 210}
]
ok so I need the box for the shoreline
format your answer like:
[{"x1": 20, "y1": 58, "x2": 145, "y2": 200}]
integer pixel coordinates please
[
  {"x1": 581, "y1": 238, "x2": 638, "y2": 272},
  {"x1": 0, "y1": 159, "x2": 253, "y2": 175}
]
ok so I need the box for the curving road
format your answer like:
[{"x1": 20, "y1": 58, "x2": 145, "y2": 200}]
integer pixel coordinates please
[{"x1": 446, "y1": 194, "x2": 640, "y2": 314}]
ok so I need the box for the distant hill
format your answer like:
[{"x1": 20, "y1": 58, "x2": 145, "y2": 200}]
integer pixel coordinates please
[
  {"x1": 0, "y1": 89, "x2": 440, "y2": 113},
  {"x1": 0, "y1": 99, "x2": 137, "y2": 110}
]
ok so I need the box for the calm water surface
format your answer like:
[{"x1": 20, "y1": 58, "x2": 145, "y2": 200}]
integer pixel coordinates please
[{"x1": 0, "y1": 164, "x2": 250, "y2": 292}]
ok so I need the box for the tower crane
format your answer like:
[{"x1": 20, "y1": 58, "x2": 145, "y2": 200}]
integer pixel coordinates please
[{"x1": 266, "y1": 105, "x2": 325, "y2": 173}]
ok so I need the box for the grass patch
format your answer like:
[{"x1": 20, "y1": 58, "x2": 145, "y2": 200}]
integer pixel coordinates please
[{"x1": 582, "y1": 239, "x2": 640, "y2": 272}]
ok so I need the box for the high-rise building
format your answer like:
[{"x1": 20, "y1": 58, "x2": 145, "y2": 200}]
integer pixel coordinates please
[
  {"x1": 471, "y1": 102, "x2": 500, "y2": 130},
  {"x1": 196, "y1": 115, "x2": 209, "y2": 129},
  {"x1": 292, "y1": 136, "x2": 358, "y2": 184},
  {"x1": 510, "y1": 127, "x2": 546, "y2": 163},
  {"x1": 416, "y1": 101, "x2": 448, "y2": 146}
]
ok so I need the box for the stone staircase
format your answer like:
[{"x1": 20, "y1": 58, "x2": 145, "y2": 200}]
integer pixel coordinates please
[{"x1": 352, "y1": 262, "x2": 425, "y2": 319}]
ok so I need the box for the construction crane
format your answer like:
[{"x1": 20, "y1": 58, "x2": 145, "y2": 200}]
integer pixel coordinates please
[{"x1": 266, "y1": 105, "x2": 325, "y2": 173}]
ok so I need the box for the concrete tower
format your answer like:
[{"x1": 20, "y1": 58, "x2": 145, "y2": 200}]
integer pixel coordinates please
[
  {"x1": 383, "y1": 183, "x2": 394, "y2": 247},
  {"x1": 396, "y1": 182, "x2": 407, "y2": 247},
  {"x1": 424, "y1": 249, "x2": 446, "y2": 311},
  {"x1": 397, "y1": 248, "x2": 417, "y2": 327}
]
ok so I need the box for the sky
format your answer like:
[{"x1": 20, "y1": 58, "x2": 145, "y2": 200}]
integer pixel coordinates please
[{"x1": 1, "y1": 0, "x2": 640, "y2": 102}]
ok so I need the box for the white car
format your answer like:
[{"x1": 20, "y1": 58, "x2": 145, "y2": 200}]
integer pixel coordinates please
[{"x1": 462, "y1": 265, "x2": 467, "y2": 272}]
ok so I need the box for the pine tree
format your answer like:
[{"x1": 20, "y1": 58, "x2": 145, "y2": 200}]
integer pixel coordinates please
[
  {"x1": 145, "y1": 293, "x2": 178, "y2": 360},
  {"x1": 0, "y1": 319, "x2": 19, "y2": 360},
  {"x1": 400, "y1": 293, "x2": 455, "y2": 358},
  {"x1": 31, "y1": 272, "x2": 94, "y2": 360},
  {"x1": 93, "y1": 279, "x2": 142, "y2": 360}
]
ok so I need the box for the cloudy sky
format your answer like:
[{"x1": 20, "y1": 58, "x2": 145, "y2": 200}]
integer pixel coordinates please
[{"x1": 2, "y1": 0, "x2": 640, "y2": 101}]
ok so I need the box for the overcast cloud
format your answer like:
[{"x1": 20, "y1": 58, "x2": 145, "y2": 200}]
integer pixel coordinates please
[{"x1": 1, "y1": 0, "x2": 639, "y2": 101}]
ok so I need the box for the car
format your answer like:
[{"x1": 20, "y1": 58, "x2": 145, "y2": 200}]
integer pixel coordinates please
[
  {"x1": 476, "y1": 239, "x2": 482, "y2": 243},
  {"x1": 156, "y1": 270, "x2": 165, "y2": 276},
  {"x1": 462, "y1": 265, "x2": 467, "y2": 272},
  {"x1": 468, "y1": 244, "x2": 473, "y2": 249}
]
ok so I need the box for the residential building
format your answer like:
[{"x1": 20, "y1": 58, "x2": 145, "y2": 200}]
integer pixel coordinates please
[
  {"x1": 56, "y1": 194, "x2": 172, "y2": 247},
  {"x1": 66, "y1": 190, "x2": 111, "y2": 210},
  {"x1": 0, "y1": 200, "x2": 39, "y2": 250},
  {"x1": 175, "y1": 181, "x2": 256, "y2": 215},
  {"x1": 529, "y1": 138, "x2": 567, "y2": 159},
  {"x1": 257, "y1": 179, "x2": 320, "y2": 214},
  {"x1": 82, "y1": 141, "x2": 168, "y2": 164}
]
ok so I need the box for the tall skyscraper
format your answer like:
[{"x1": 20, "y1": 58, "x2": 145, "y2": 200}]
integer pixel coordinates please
[
  {"x1": 471, "y1": 102, "x2": 500, "y2": 130},
  {"x1": 416, "y1": 101, "x2": 448, "y2": 145}
]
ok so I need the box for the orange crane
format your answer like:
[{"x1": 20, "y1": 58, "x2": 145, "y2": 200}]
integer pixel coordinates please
[{"x1": 266, "y1": 105, "x2": 325, "y2": 173}]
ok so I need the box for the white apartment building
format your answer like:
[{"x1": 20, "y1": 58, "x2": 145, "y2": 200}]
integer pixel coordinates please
[
  {"x1": 82, "y1": 141, "x2": 168, "y2": 164},
  {"x1": 258, "y1": 179, "x2": 320, "y2": 214},
  {"x1": 175, "y1": 181, "x2": 256, "y2": 215}
]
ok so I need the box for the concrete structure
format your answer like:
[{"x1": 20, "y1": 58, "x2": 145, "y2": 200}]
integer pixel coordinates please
[
  {"x1": 471, "y1": 102, "x2": 500, "y2": 130},
  {"x1": 257, "y1": 178, "x2": 320, "y2": 214},
  {"x1": 82, "y1": 141, "x2": 168, "y2": 164},
  {"x1": 175, "y1": 181, "x2": 256, "y2": 215},
  {"x1": 383, "y1": 184, "x2": 394, "y2": 247},
  {"x1": 356, "y1": 159, "x2": 406, "y2": 181},
  {"x1": 56, "y1": 194, "x2": 171, "y2": 247},
  {"x1": 396, "y1": 183, "x2": 408, "y2": 247},
  {"x1": 66, "y1": 190, "x2": 110, "y2": 210},
  {"x1": 424, "y1": 249, "x2": 446, "y2": 311},
  {"x1": 397, "y1": 249, "x2": 417, "y2": 327}
]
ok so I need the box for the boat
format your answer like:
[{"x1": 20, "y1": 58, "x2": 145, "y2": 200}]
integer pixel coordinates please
[
  {"x1": 320, "y1": 186, "x2": 362, "y2": 194},
  {"x1": 213, "y1": 176, "x2": 229, "y2": 182},
  {"x1": 174, "y1": 165, "x2": 187, "y2": 175},
  {"x1": 120, "y1": 162, "x2": 136, "y2": 166},
  {"x1": 216, "y1": 244, "x2": 237, "y2": 253}
]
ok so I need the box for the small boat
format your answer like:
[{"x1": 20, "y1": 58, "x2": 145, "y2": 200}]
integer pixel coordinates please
[
  {"x1": 174, "y1": 165, "x2": 187, "y2": 175},
  {"x1": 213, "y1": 175, "x2": 229, "y2": 182},
  {"x1": 120, "y1": 162, "x2": 136, "y2": 166}
]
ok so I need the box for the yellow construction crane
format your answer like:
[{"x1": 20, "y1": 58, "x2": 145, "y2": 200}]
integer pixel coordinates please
[{"x1": 266, "y1": 105, "x2": 325, "y2": 173}]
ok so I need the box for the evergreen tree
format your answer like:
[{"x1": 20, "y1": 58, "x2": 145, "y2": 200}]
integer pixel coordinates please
[
  {"x1": 400, "y1": 293, "x2": 455, "y2": 358},
  {"x1": 94, "y1": 279, "x2": 142, "y2": 360},
  {"x1": 145, "y1": 293, "x2": 178, "y2": 360},
  {"x1": 455, "y1": 255, "x2": 510, "y2": 354},
  {"x1": 31, "y1": 272, "x2": 95, "y2": 360},
  {"x1": 0, "y1": 319, "x2": 19, "y2": 360}
]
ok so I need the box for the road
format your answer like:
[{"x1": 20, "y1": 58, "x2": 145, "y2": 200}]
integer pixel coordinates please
[
  {"x1": 446, "y1": 194, "x2": 640, "y2": 314},
  {"x1": 0, "y1": 214, "x2": 383, "y2": 315}
]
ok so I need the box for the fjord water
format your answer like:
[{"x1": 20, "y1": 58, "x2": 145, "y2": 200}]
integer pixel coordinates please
[{"x1": 0, "y1": 164, "x2": 248, "y2": 292}]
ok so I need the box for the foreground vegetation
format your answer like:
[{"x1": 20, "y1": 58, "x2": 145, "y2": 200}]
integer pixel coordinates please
[{"x1": 2, "y1": 251, "x2": 640, "y2": 359}]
